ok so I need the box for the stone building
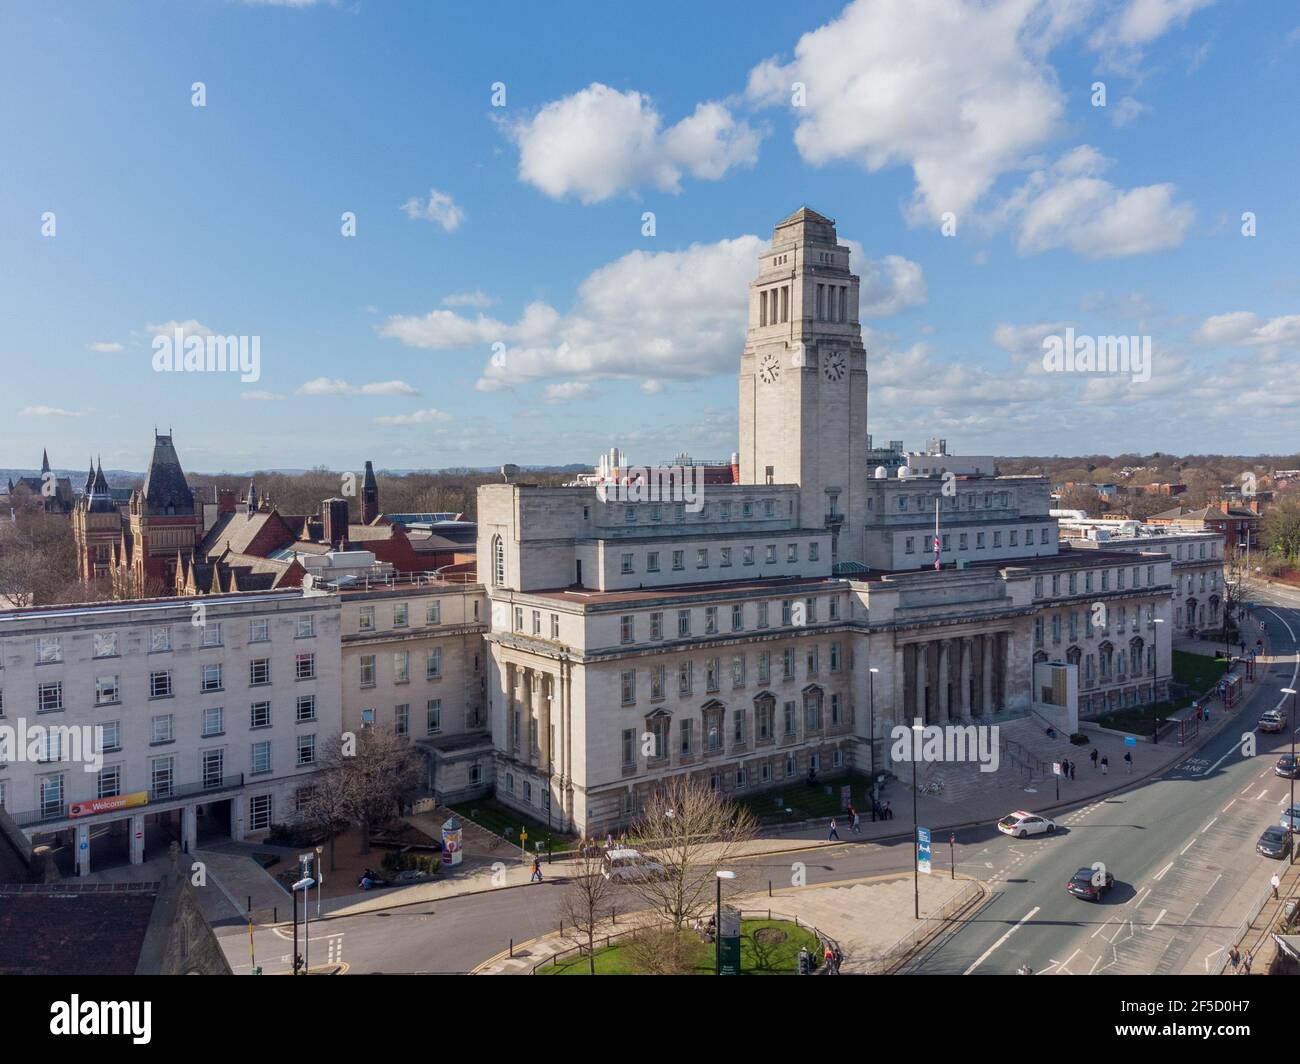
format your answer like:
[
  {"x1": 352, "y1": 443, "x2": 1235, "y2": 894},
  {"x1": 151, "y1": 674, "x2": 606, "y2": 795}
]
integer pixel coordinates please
[{"x1": 476, "y1": 207, "x2": 1184, "y2": 836}]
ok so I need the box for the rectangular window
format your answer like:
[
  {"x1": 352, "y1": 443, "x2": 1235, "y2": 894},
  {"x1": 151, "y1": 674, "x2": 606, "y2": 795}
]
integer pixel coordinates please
[
  {"x1": 250, "y1": 701, "x2": 271, "y2": 729},
  {"x1": 297, "y1": 614, "x2": 316, "y2": 638},
  {"x1": 251, "y1": 741, "x2": 272, "y2": 775},
  {"x1": 202, "y1": 749, "x2": 224, "y2": 788},
  {"x1": 96, "y1": 720, "x2": 121, "y2": 753},
  {"x1": 95, "y1": 675, "x2": 119, "y2": 706},
  {"x1": 296, "y1": 733, "x2": 316, "y2": 767},
  {"x1": 621, "y1": 670, "x2": 636, "y2": 706},
  {"x1": 248, "y1": 619, "x2": 269, "y2": 643},
  {"x1": 394, "y1": 703, "x2": 410, "y2": 737},
  {"x1": 622, "y1": 728, "x2": 636, "y2": 768},
  {"x1": 720, "y1": 547, "x2": 732, "y2": 568},
  {"x1": 149, "y1": 671, "x2": 172, "y2": 698},
  {"x1": 150, "y1": 757, "x2": 173, "y2": 800},
  {"x1": 550, "y1": 614, "x2": 560, "y2": 639},
  {"x1": 38, "y1": 681, "x2": 63, "y2": 712},
  {"x1": 678, "y1": 661, "x2": 693, "y2": 696},
  {"x1": 202, "y1": 706, "x2": 224, "y2": 737},
  {"x1": 359, "y1": 655, "x2": 375, "y2": 688},
  {"x1": 758, "y1": 651, "x2": 771, "y2": 684},
  {"x1": 392, "y1": 651, "x2": 408, "y2": 684},
  {"x1": 201, "y1": 622, "x2": 222, "y2": 648},
  {"x1": 249, "y1": 794, "x2": 272, "y2": 832},
  {"x1": 783, "y1": 701, "x2": 796, "y2": 736},
  {"x1": 620, "y1": 615, "x2": 635, "y2": 645},
  {"x1": 621, "y1": 553, "x2": 634, "y2": 575},
  {"x1": 296, "y1": 695, "x2": 316, "y2": 722},
  {"x1": 427, "y1": 699, "x2": 442, "y2": 734},
  {"x1": 743, "y1": 546, "x2": 755, "y2": 566},
  {"x1": 97, "y1": 765, "x2": 121, "y2": 800},
  {"x1": 151, "y1": 714, "x2": 174, "y2": 744},
  {"x1": 786, "y1": 543, "x2": 798, "y2": 563},
  {"x1": 757, "y1": 601, "x2": 769, "y2": 629},
  {"x1": 426, "y1": 648, "x2": 442, "y2": 679},
  {"x1": 201, "y1": 663, "x2": 223, "y2": 693},
  {"x1": 650, "y1": 612, "x2": 663, "y2": 640},
  {"x1": 705, "y1": 607, "x2": 718, "y2": 635},
  {"x1": 677, "y1": 610, "x2": 691, "y2": 637},
  {"x1": 732, "y1": 655, "x2": 745, "y2": 688},
  {"x1": 647, "y1": 551, "x2": 660, "y2": 572},
  {"x1": 651, "y1": 665, "x2": 665, "y2": 700},
  {"x1": 249, "y1": 659, "x2": 271, "y2": 686},
  {"x1": 672, "y1": 550, "x2": 685, "y2": 571}
]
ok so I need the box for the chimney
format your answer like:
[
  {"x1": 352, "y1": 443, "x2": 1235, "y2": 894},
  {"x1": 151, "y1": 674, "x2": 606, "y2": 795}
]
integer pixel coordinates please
[
  {"x1": 215, "y1": 487, "x2": 237, "y2": 515},
  {"x1": 730, "y1": 452, "x2": 740, "y2": 485},
  {"x1": 323, "y1": 497, "x2": 350, "y2": 550}
]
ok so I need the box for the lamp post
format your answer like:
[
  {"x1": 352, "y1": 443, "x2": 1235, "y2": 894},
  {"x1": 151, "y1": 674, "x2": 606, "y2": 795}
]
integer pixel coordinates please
[
  {"x1": 315, "y1": 845, "x2": 324, "y2": 919},
  {"x1": 1284, "y1": 688, "x2": 1297, "y2": 866},
  {"x1": 292, "y1": 876, "x2": 314, "y2": 974},
  {"x1": 1151, "y1": 618, "x2": 1164, "y2": 744},
  {"x1": 912, "y1": 718, "x2": 922, "y2": 920},
  {"x1": 715, "y1": 870, "x2": 736, "y2": 975},
  {"x1": 868, "y1": 667, "x2": 879, "y2": 777}
]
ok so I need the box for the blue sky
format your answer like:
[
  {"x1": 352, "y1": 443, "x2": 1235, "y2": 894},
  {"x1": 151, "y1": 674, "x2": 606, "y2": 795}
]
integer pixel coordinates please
[{"x1": 2, "y1": 0, "x2": 1297, "y2": 475}]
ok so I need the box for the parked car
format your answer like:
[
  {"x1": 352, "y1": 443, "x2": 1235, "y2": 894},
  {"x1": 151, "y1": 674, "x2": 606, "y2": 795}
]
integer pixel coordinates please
[
  {"x1": 1281, "y1": 806, "x2": 1300, "y2": 832},
  {"x1": 1276, "y1": 754, "x2": 1299, "y2": 779},
  {"x1": 1258, "y1": 711, "x2": 1285, "y2": 734},
  {"x1": 1066, "y1": 866, "x2": 1114, "y2": 901},
  {"x1": 601, "y1": 848, "x2": 666, "y2": 882},
  {"x1": 1257, "y1": 825, "x2": 1293, "y2": 859},
  {"x1": 997, "y1": 811, "x2": 1057, "y2": 839}
]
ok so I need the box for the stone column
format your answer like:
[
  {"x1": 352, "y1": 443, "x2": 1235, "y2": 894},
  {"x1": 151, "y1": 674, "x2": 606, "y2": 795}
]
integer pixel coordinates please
[
  {"x1": 182, "y1": 805, "x2": 197, "y2": 854},
  {"x1": 1004, "y1": 631, "x2": 1016, "y2": 712},
  {"x1": 915, "y1": 644, "x2": 928, "y2": 721},
  {"x1": 506, "y1": 662, "x2": 518, "y2": 756},
  {"x1": 901, "y1": 644, "x2": 915, "y2": 727},
  {"x1": 539, "y1": 673, "x2": 553, "y2": 776},
  {"x1": 76, "y1": 822, "x2": 91, "y2": 877},
  {"x1": 971, "y1": 637, "x2": 984, "y2": 715},
  {"x1": 893, "y1": 645, "x2": 906, "y2": 728},
  {"x1": 130, "y1": 813, "x2": 146, "y2": 865},
  {"x1": 938, "y1": 641, "x2": 951, "y2": 721},
  {"x1": 982, "y1": 635, "x2": 994, "y2": 715},
  {"x1": 230, "y1": 794, "x2": 245, "y2": 842},
  {"x1": 959, "y1": 639, "x2": 972, "y2": 717},
  {"x1": 926, "y1": 641, "x2": 941, "y2": 724}
]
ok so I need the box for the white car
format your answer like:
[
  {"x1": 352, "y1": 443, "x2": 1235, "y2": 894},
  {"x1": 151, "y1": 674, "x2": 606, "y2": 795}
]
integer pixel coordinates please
[{"x1": 997, "y1": 810, "x2": 1057, "y2": 839}]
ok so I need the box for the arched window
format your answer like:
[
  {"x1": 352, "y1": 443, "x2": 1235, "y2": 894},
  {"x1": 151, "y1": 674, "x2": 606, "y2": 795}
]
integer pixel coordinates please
[{"x1": 491, "y1": 535, "x2": 505, "y2": 587}]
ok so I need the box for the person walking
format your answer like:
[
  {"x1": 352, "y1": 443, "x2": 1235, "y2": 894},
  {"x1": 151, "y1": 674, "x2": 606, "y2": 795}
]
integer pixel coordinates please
[
  {"x1": 1271, "y1": 872, "x2": 1281, "y2": 900},
  {"x1": 1229, "y1": 945, "x2": 1241, "y2": 972},
  {"x1": 531, "y1": 856, "x2": 543, "y2": 883},
  {"x1": 850, "y1": 806, "x2": 861, "y2": 834},
  {"x1": 1124, "y1": 751, "x2": 1133, "y2": 774},
  {"x1": 1090, "y1": 747, "x2": 1099, "y2": 769},
  {"x1": 828, "y1": 818, "x2": 840, "y2": 841},
  {"x1": 1243, "y1": 950, "x2": 1253, "y2": 975},
  {"x1": 871, "y1": 798, "x2": 879, "y2": 823},
  {"x1": 1101, "y1": 755, "x2": 1109, "y2": 776},
  {"x1": 1069, "y1": 760, "x2": 1076, "y2": 781}
]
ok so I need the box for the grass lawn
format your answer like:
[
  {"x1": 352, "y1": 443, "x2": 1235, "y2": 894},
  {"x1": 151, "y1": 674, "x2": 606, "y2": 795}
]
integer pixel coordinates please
[
  {"x1": 1094, "y1": 702, "x2": 1181, "y2": 736},
  {"x1": 450, "y1": 797, "x2": 576, "y2": 852},
  {"x1": 737, "y1": 772, "x2": 877, "y2": 825},
  {"x1": 1173, "y1": 649, "x2": 1230, "y2": 693},
  {"x1": 536, "y1": 919, "x2": 819, "y2": 975}
]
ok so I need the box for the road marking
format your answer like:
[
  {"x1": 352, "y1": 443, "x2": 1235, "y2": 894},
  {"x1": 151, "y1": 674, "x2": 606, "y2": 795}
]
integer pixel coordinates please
[
  {"x1": 964, "y1": 907, "x2": 1039, "y2": 975},
  {"x1": 1201, "y1": 817, "x2": 1218, "y2": 833},
  {"x1": 1204, "y1": 946, "x2": 1224, "y2": 973},
  {"x1": 1147, "y1": 909, "x2": 1168, "y2": 931},
  {"x1": 1089, "y1": 954, "x2": 1103, "y2": 975},
  {"x1": 1092, "y1": 916, "x2": 1117, "y2": 940},
  {"x1": 1241, "y1": 783, "x2": 1256, "y2": 795},
  {"x1": 1127, "y1": 886, "x2": 1152, "y2": 910},
  {"x1": 1255, "y1": 789, "x2": 1269, "y2": 800},
  {"x1": 1152, "y1": 862, "x2": 1174, "y2": 882},
  {"x1": 1222, "y1": 799, "x2": 1237, "y2": 813},
  {"x1": 1180, "y1": 839, "x2": 1196, "y2": 856}
]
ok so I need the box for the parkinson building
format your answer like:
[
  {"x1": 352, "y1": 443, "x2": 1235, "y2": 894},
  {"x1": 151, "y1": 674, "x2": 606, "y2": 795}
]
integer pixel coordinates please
[{"x1": 478, "y1": 208, "x2": 1177, "y2": 836}]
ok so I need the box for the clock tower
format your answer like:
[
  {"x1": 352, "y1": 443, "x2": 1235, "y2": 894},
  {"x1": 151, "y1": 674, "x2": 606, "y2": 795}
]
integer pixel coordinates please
[{"x1": 738, "y1": 207, "x2": 869, "y2": 565}]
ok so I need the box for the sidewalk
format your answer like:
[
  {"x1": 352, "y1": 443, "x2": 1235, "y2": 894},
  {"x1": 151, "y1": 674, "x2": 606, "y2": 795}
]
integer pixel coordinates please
[{"x1": 471, "y1": 872, "x2": 982, "y2": 975}]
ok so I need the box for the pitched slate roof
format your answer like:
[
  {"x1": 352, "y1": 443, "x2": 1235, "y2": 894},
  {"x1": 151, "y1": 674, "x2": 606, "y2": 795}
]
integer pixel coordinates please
[{"x1": 140, "y1": 434, "x2": 195, "y2": 515}]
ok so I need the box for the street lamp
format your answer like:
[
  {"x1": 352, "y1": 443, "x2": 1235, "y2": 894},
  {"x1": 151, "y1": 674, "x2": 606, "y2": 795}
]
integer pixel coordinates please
[
  {"x1": 911, "y1": 718, "x2": 923, "y2": 920},
  {"x1": 868, "y1": 667, "x2": 880, "y2": 778},
  {"x1": 1284, "y1": 688, "x2": 1297, "y2": 866},
  {"x1": 315, "y1": 845, "x2": 324, "y2": 919},
  {"x1": 1152, "y1": 618, "x2": 1165, "y2": 744},
  {"x1": 292, "y1": 876, "x2": 315, "y2": 975},
  {"x1": 715, "y1": 870, "x2": 736, "y2": 975}
]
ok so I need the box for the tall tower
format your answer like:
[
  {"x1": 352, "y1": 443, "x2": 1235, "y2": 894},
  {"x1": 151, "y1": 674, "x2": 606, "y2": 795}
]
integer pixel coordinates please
[
  {"x1": 127, "y1": 433, "x2": 202, "y2": 592},
  {"x1": 738, "y1": 207, "x2": 869, "y2": 565},
  {"x1": 361, "y1": 460, "x2": 380, "y2": 524},
  {"x1": 73, "y1": 459, "x2": 122, "y2": 584}
]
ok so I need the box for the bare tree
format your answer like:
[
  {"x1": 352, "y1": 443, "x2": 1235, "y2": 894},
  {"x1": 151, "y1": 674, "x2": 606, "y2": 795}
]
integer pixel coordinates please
[
  {"x1": 0, "y1": 511, "x2": 78, "y2": 607},
  {"x1": 314, "y1": 728, "x2": 423, "y2": 854},
  {"x1": 296, "y1": 770, "x2": 352, "y2": 872},
  {"x1": 557, "y1": 848, "x2": 619, "y2": 975},
  {"x1": 623, "y1": 775, "x2": 757, "y2": 931}
]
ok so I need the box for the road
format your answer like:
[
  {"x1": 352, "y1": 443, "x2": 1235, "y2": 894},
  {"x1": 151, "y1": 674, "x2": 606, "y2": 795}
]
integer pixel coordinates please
[
  {"x1": 217, "y1": 580, "x2": 1300, "y2": 975},
  {"x1": 906, "y1": 581, "x2": 1300, "y2": 975}
]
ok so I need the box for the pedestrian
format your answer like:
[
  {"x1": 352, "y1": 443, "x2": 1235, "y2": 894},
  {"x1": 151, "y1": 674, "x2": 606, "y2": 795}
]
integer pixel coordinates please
[
  {"x1": 1243, "y1": 950, "x2": 1253, "y2": 975},
  {"x1": 1069, "y1": 760, "x2": 1076, "y2": 781},
  {"x1": 883, "y1": 801, "x2": 894, "y2": 821},
  {"x1": 1090, "y1": 747, "x2": 1099, "y2": 769},
  {"x1": 531, "y1": 856, "x2": 543, "y2": 883},
  {"x1": 1101, "y1": 756, "x2": 1109, "y2": 776},
  {"x1": 851, "y1": 807, "x2": 861, "y2": 833},
  {"x1": 605, "y1": 831, "x2": 613, "y2": 850},
  {"x1": 871, "y1": 798, "x2": 879, "y2": 823},
  {"x1": 1229, "y1": 945, "x2": 1241, "y2": 972},
  {"x1": 1124, "y1": 751, "x2": 1133, "y2": 774},
  {"x1": 1271, "y1": 872, "x2": 1281, "y2": 899},
  {"x1": 828, "y1": 818, "x2": 839, "y2": 841},
  {"x1": 1063, "y1": 758, "x2": 1071, "y2": 780}
]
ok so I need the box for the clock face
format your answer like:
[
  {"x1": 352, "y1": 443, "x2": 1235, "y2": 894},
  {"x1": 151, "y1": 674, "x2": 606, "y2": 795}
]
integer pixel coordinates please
[
  {"x1": 759, "y1": 352, "x2": 780, "y2": 384},
  {"x1": 823, "y1": 351, "x2": 847, "y2": 382}
]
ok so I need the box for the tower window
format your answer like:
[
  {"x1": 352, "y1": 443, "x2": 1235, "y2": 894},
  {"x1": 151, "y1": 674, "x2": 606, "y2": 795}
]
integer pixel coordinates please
[{"x1": 491, "y1": 535, "x2": 505, "y2": 587}]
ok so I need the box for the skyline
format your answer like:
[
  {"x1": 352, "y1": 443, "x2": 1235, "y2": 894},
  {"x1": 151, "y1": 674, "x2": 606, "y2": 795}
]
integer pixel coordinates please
[{"x1": 4, "y1": 0, "x2": 1298, "y2": 472}]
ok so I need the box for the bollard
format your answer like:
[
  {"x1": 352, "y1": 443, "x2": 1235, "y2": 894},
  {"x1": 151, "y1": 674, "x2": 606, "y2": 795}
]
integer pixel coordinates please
[
  {"x1": 509, "y1": 938, "x2": 514, "y2": 958},
  {"x1": 768, "y1": 880, "x2": 772, "y2": 897}
]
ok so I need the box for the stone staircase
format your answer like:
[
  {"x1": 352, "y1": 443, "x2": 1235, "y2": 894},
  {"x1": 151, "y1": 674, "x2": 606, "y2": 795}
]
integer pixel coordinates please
[{"x1": 905, "y1": 715, "x2": 1077, "y2": 805}]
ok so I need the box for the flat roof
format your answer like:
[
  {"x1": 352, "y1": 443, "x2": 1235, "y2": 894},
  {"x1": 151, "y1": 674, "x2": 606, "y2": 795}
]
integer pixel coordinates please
[{"x1": 524, "y1": 574, "x2": 841, "y2": 606}]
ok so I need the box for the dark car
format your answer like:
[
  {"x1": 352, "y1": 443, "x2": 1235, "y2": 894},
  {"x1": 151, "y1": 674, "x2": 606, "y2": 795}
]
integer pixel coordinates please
[
  {"x1": 1257, "y1": 826, "x2": 1293, "y2": 859},
  {"x1": 1066, "y1": 867, "x2": 1114, "y2": 901},
  {"x1": 1276, "y1": 754, "x2": 1299, "y2": 780}
]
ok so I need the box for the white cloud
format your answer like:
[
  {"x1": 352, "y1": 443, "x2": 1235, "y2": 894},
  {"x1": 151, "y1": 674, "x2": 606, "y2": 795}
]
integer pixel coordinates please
[
  {"x1": 381, "y1": 235, "x2": 766, "y2": 387},
  {"x1": 87, "y1": 341, "x2": 124, "y2": 353},
  {"x1": 145, "y1": 319, "x2": 213, "y2": 338},
  {"x1": 374, "y1": 408, "x2": 453, "y2": 425},
  {"x1": 1109, "y1": 96, "x2": 1152, "y2": 127},
  {"x1": 19, "y1": 405, "x2": 81, "y2": 417},
  {"x1": 1193, "y1": 312, "x2": 1300, "y2": 358},
  {"x1": 1089, "y1": 0, "x2": 1215, "y2": 71},
  {"x1": 1004, "y1": 146, "x2": 1194, "y2": 258},
  {"x1": 504, "y1": 84, "x2": 760, "y2": 204},
  {"x1": 853, "y1": 251, "x2": 928, "y2": 316},
  {"x1": 441, "y1": 290, "x2": 496, "y2": 309},
  {"x1": 240, "y1": 390, "x2": 281, "y2": 401},
  {"x1": 543, "y1": 381, "x2": 592, "y2": 403},
  {"x1": 401, "y1": 189, "x2": 464, "y2": 231},
  {"x1": 296, "y1": 378, "x2": 420, "y2": 397},
  {"x1": 746, "y1": 0, "x2": 1065, "y2": 223}
]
